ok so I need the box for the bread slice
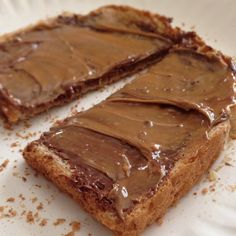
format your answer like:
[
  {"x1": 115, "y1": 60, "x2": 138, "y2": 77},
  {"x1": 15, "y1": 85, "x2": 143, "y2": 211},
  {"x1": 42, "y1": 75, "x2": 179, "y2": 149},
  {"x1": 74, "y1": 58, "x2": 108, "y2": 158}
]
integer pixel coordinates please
[
  {"x1": 0, "y1": 5, "x2": 180, "y2": 124},
  {"x1": 23, "y1": 120, "x2": 229, "y2": 236}
]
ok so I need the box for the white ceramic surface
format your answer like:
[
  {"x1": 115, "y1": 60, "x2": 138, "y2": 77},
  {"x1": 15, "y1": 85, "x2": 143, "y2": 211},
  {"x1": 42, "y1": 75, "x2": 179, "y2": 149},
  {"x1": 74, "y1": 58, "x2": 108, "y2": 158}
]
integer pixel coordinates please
[{"x1": 0, "y1": 1, "x2": 236, "y2": 236}]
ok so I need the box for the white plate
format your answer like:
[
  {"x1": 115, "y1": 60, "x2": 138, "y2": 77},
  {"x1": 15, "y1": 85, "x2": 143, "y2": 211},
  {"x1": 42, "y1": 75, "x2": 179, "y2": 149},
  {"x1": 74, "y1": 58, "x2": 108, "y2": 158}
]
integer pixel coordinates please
[{"x1": 0, "y1": 1, "x2": 236, "y2": 236}]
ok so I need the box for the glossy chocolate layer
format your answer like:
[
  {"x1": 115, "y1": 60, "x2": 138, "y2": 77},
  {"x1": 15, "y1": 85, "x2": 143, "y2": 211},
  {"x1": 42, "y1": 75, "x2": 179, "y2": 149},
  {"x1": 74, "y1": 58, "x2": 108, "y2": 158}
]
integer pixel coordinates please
[
  {"x1": 40, "y1": 48, "x2": 235, "y2": 218},
  {"x1": 110, "y1": 49, "x2": 235, "y2": 124},
  {"x1": 0, "y1": 23, "x2": 170, "y2": 108},
  {"x1": 42, "y1": 103, "x2": 208, "y2": 217}
]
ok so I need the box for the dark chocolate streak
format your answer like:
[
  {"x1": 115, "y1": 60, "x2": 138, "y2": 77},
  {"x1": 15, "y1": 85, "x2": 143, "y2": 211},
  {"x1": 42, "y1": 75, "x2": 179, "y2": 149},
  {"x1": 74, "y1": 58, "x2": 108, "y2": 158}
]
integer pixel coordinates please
[{"x1": 41, "y1": 49, "x2": 235, "y2": 218}]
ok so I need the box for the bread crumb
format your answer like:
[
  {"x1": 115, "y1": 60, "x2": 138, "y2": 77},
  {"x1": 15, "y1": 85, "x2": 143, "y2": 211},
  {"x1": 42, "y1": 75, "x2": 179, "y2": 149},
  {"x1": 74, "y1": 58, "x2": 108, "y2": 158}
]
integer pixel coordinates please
[
  {"x1": 16, "y1": 131, "x2": 37, "y2": 140},
  {"x1": 23, "y1": 120, "x2": 32, "y2": 129},
  {"x1": 65, "y1": 221, "x2": 81, "y2": 236},
  {"x1": 34, "y1": 184, "x2": 42, "y2": 188},
  {"x1": 10, "y1": 142, "x2": 18, "y2": 148},
  {"x1": 36, "y1": 202, "x2": 43, "y2": 211},
  {"x1": 224, "y1": 156, "x2": 234, "y2": 166},
  {"x1": 70, "y1": 104, "x2": 79, "y2": 116},
  {"x1": 21, "y1": 210, "x2": 26, "y2": 216},
  {"x1": 65, "y1": 232, "x2": 74, "y2": 236},
  {"x1": 31, "y1": 197, "x2": 38, "y2": 203},
  {"x1": 0, "y1": 206, "x2": 5, "y2": 212},
  {"x1": 0, "y1": 159, "x2": 9, "y2": 172},
  {"x1": 228, "y1": 184, "x2": 236, "y2": 192},
  {"x1": 18, "y1": 194, "x2": 25, "y2": 201},
  {"x1": 39, "y1": 219, "x2": 48, "y2": 227},
  {"x1": 6, "y1": 197, "x2": 15, "y2": 203},
  {"x1": 70, "y1": 221, "x2": 80, "y2": 231},
  {"x1": 22, "y1": 177, "x2": 27, "y2": 182},
  {"x1": 201, "y1": 188, "x2": 208, "y2": 195},
  {"x1": 208, "y1": 170, "x2": 218, "y2": 182},
  {"x1": 34, "y1": 212, "x2": 39, "y2": 220},
  {"x1": 26, "y1": 211, "x2": 34, "y2": 224},
  {"x1": 54, "y1": 218, "x2": 66, "y2": 226},
  {"x1": 2, "y1": 207, "x2": 17, "y2": 218},
  {"x1": 156, "y1": 218, "x2": 163, "y2": 225}
]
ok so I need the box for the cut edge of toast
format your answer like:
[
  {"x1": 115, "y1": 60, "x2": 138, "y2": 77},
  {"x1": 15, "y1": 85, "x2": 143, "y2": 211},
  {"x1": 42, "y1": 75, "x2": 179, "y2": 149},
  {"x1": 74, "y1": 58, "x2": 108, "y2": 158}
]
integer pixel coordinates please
[{"x1": 23, "y1": 121, "x2": 230, "y2": 236}]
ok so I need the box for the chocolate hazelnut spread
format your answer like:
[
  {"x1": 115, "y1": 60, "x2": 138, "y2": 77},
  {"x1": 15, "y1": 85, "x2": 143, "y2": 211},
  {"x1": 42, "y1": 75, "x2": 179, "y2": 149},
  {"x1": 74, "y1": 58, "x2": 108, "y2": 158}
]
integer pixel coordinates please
[
  {"x1": 40, "y1": 49, "x2": 235, "y2": 218},
  {"x1": 0, "y1": 24, "x2": 170, "y2": 107},
  {"x1": 42, "y1": 104, "x2": 208, "y2": 217},
  {"x1": 110, "y1": 49, "x2": 236, "y2": 124}
]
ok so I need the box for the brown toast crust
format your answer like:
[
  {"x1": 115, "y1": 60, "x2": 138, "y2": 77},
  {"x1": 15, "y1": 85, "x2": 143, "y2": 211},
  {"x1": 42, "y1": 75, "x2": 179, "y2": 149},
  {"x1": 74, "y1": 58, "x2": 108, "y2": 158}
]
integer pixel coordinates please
[
  {"x1": 78, "y1": 5, "x2": 183, "y2": 41},
  {"x1": 23, "y1": 120, "x2": 229, "y2": 236}
]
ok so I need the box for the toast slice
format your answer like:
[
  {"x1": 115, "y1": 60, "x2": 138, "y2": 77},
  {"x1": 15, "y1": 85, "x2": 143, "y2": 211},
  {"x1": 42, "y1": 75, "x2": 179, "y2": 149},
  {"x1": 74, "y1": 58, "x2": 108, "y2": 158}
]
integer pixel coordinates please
[
  {"x1": 0, "y1": 5, "x2": 180, "y2": 124},
  {"x1": 23, "y1": 118, "x2": 229, "y2": 236}
]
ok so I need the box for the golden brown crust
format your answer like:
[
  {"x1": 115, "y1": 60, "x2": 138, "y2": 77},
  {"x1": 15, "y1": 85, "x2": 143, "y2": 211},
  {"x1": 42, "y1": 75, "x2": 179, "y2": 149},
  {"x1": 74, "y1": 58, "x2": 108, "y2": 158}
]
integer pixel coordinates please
[
  {"x1": 80, "y1": 5, "x2": 183, "y2": 42},
  {"x1": 23, "y1": 121, "x2": 229, "y2": 236}
]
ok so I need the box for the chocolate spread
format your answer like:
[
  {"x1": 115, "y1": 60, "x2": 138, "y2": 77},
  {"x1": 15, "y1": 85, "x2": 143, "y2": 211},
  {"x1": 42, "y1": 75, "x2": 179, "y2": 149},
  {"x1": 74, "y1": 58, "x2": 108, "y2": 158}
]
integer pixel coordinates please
[
  {"x1": 110, "y1": 49, "x2": 235, "y2": 124},
  {"x1": 0, "y1": 20, "x2": 171, "y2": 109},
  {"x1": 41, "y1": 49, "x2": 235, "y2": 218}
]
